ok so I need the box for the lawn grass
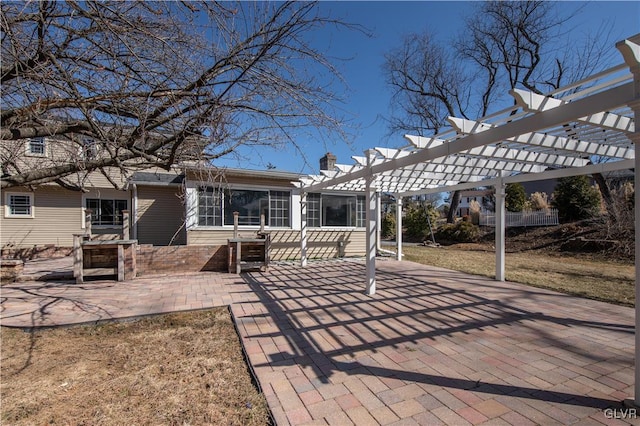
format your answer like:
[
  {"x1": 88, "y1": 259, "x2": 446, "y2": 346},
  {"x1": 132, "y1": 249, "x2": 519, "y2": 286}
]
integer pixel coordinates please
[
  {"x1": 402, "y1": 245, "x2": 635, "y2": 306},
  {"x1": 1, "y1": 308, "x2": 270, "y2": 426}
]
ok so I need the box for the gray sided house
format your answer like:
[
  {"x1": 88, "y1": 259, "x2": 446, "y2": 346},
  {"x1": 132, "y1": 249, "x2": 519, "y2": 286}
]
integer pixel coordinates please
[
  {"x1": 181, "y1": 166, "x2": 366, "y2": 261},
  {"x1": 2, "y1": 146, "x2": 366, "y2": 263}
]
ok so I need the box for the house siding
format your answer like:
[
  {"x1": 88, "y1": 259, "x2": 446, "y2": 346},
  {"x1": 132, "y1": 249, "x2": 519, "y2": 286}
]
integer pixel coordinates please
[
  {"x1": 1, "y1": 186, "x2": 82, "y2": 248},
  {"x1": 82, "y1": 169, "x2": 128, "y2": 189},
  {"x1": 187, "y1": 228, "x2": 366, "y2": 260},
  {"x1": 1, "y1": 185, "x2": 131, "y2": 249},
  {"x1": 136, "y1": 186, "x2": 186, "y2": 246}
]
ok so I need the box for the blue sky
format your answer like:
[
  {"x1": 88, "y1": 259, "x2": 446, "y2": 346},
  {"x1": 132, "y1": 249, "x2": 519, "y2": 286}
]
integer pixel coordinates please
[{"x1": 216, "y1": 1, "x2": 640, "y2": 175}]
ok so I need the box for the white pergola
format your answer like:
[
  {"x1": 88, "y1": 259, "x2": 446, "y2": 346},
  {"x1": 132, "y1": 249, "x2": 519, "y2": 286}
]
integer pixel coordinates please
[{"x1": 295, "y1": 35, "x2": 640, "y2": 405}]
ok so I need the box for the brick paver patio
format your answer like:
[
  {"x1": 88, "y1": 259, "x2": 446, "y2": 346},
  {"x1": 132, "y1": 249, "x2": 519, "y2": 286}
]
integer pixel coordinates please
[{"x1": 1, "y1": 258, "x2": 637, "y2": 425}]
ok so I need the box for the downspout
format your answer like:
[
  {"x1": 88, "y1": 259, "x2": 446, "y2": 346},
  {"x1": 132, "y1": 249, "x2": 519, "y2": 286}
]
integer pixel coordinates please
[{"x1": 132, "y1": 184, "x2": 138, "y2": 240}]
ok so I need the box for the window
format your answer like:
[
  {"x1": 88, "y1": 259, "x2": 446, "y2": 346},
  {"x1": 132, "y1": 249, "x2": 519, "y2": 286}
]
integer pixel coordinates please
[
  {"x1": 307, "y1": 193, "x2": 366, "y2": 228},
  {"x1": 86, "y1": 198, "x2": 128, "y2": 226},
  {"x1": 196, "y1": 187, "x2": 291, "y2": 228},
  {"x1": 356, "y1": 195, "x2": 366, "y2": 227},
  {"x1": 307, "y1": 193, "x2": 321, "y2": 228},
  {"x1": 198, "y1": 186, "x2": 222, "y2": 226},
  {"x1": 5, "y1": 193, "x2": 34, "y2": 217},
  {"x1": 83, "y1": 138, "x2": 98, "y2": 159},
  {"x1": 28, "y1": 137, "x2": 46, "y2": 155},
  {"x1": 225, "y1": 189, "x2": 269, "y2": 226},
  {"x1": 270, "y1": 191, "x2": 290, "y2": 227},
  {"x1": 323, "y1": 194, "x2": 355, "y2": 226}
]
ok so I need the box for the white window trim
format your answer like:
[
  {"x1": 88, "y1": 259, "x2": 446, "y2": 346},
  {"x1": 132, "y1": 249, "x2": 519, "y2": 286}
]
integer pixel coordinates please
[
  {"x1": 307, "y1": 192, "x2": 366, "y2": 230},
  {"x1": 4, "y1": 192, "x2": 35, "y2": 218},
  {"x1": 191, "y1": 182, "x2": 293, "y2": 230},
  {"x1": 24, "y1": 137, "x2": 48, "y2": 157}
]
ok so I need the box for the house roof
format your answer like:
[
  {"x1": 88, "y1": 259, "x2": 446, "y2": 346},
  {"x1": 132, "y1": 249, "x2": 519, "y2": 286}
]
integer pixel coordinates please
[
  {"x1": 181, "y1": 163, "x2": 304, "y2": 182},
  {"x1": 216, "y1": 167, "x2": 303, "y2": 181},
  {"x1": 130, "y1": 165, "x2": 304, "y2": 188},
  {"x1": 130, "y1": 171, "x2": 185, "y2": 187}
]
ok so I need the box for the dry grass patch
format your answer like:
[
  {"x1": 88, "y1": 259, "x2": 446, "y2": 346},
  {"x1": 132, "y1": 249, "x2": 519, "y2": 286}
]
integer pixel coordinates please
[
  {"x1": 403, "y1": 246, "x2": 635, "y2": 306},
  {"x1": 1, "y1": 308, "x2": 270, "y2": 426}
]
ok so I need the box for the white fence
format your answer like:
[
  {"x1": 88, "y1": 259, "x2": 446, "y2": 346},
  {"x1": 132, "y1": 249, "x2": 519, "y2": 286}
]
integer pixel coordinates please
[{"x1": 479, "y1": 209, "x2": 559, "y2": 227}]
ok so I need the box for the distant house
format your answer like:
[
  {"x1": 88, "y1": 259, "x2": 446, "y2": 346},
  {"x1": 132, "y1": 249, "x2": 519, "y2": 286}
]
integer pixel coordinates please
[
  {"x1": 1, "y1": 139, "x2": 366, "y2": 261},
  {"x1": 450, "y1": 189, "x2": 493, "y2": 217}
]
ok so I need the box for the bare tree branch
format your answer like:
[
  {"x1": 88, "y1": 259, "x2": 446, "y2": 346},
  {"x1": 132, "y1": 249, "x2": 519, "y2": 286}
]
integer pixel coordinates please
[
  {"x1": 1, "y1": 1, "x2": 356, "y2": 189},
  {"x1": 383, "y1": 1, "x2": 615, "y2": 220}
]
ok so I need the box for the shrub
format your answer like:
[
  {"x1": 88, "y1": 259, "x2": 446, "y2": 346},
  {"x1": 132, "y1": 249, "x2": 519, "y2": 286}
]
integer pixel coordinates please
[
  {"x1": 529, "y1": 192, "x2": 550, "y2": 211},
  {"x1": 381, "y1": 212, "x2": 396, "y2": 240},
  {"x1": 404, "y1": 203, "x2": 439, "y2": 241},
  {"x1": 469, "y1": 200, "x2": 481, "y2": 224},
  {"x1": 505, "y1": 183, "x2": 526, "y2": 212},
  {"x1": 552, "y1": 175, "x2": 601, "y2": 222},
  {"x1": 435, "y1": 221, "x2": 480, "y2": 243}
]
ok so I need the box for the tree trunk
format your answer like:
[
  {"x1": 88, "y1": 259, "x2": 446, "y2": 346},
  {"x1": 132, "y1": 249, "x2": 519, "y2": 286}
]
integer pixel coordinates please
[
  {"x1": 592, "y1": 172, "x2": 613, "y2": 215},
  {"x1": 447, "y1": 190, "x2": 462, "y2": 223}
]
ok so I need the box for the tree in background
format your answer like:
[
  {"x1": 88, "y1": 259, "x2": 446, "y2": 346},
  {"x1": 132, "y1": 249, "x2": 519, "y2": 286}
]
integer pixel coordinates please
[
  {"x1": 552, "y1": 176, "x2": 601, "y2": 222},
  {"x1": 505, "y1": 183, "x2": 526, "y2": 212},
  {"x1": 469, "y1": 199, "x2": 481, "y2": 225},
  {"x1": 446, "y1": 190, "x2": 462, "y2": 223},
  {"x1": 605, "y1": 182, "x2": 635, "y2": 256},
  {"x1": 1, "y1": 1, "x2": 353, "y2": 190},
  {"x1": 403, "y1": 201, "x2": 439, "y2": 242},
  {"x1": 381, "y1": 211, "x2": 396, "y2": 240},
  {"x1": 383, "y1": 1, "x2": 614, "y2": 217}
]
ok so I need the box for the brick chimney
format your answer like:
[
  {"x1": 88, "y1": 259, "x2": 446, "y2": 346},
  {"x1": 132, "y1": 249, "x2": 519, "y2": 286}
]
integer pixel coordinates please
[{"x1": 319, "y1": 152, "x2": 336, "y2": 171}]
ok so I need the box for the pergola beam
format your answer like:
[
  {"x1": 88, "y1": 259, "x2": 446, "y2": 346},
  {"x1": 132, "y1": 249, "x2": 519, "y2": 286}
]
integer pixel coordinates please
[
  {"x1": 449, "y1": 116, "x2": 635, "y2": 159},
  {"x1": 376, "y1": 147, "x2": 548, "y2": 173},
  {"x1": 512, "y1": 88, "x2": 635, "y2": 133},
  {"x1": 398, "y1": 158, "x2": 635, "y2": 197}
]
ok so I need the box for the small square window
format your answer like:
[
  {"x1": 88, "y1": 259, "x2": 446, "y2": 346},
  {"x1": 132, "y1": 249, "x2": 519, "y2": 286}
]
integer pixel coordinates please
[
  {"x1": 5, "y1": 193, "x2": 34, "y2": 218},
  {"x1": 28, "y1": 137, "x2": 46, "y2": 155}
]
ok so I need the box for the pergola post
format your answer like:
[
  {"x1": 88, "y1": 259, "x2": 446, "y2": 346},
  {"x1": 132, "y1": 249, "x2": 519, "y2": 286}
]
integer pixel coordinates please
[
  {"x1": 376, "y1": 190, "x2": 382, "y2": 252},
  {"x1": 495, "y1": 178, "x2": 506, "y2": 281},
  {"x1": 300, "y1": 191, "x2": 308, "y2": 267},
  {"x1": 365, "y1": 150, "x2": 377, "y2": 295},
  {"x1": 634, "y1": 66, "x2": 640, "y2": 409},
  {"x1": 616, "y1": 34, "x2": 640, "y2": 407},
  {"x1": 396, "y1": 196, "x2": 403, "y2": 261}
]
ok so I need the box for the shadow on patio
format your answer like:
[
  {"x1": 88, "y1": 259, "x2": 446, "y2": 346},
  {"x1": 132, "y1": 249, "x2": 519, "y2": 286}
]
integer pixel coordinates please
[{"x1": 235, "y1": 259, "x2": 635, "y2": 425}]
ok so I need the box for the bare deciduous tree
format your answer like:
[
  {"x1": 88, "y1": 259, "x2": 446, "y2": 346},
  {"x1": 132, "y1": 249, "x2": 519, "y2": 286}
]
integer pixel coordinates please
[
  {"x1": 1, "y1": 1, "x2": 352, "y2": 190},
  {"x1": 383, "y1": 1, "x2": 614, "y2": 222}
]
